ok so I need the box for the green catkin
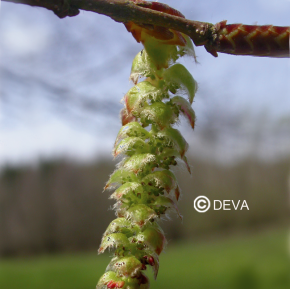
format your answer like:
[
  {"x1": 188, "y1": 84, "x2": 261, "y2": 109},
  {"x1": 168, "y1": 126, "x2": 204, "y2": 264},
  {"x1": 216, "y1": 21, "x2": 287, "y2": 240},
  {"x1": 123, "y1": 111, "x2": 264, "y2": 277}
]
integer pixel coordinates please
[{"x1": 97, "y1": 30, "x2": 197, "y2": 289}]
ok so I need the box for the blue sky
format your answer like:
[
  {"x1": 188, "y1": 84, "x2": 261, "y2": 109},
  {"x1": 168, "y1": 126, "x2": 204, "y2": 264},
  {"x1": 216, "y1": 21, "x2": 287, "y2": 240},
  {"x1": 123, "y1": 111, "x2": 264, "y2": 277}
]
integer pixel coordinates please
[{"x1": 0, "y1": 0, "x2": 290, "y2": 167}]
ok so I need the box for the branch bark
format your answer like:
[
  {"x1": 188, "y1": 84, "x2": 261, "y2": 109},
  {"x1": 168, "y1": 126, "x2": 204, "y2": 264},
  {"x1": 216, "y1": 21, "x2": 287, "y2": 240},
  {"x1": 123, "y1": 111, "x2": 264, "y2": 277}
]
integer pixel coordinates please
[
  {"x1": 2, "y1": 0, "x2": 290, "y2": 57},
  {"x1": 1, "y1": 0, "x2": 217, "y2": 48}
]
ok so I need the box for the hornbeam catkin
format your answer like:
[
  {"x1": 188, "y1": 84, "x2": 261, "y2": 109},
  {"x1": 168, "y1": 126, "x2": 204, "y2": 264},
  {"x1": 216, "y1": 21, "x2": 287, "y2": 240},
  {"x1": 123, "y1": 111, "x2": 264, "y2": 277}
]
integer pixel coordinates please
[{"x1": 97, "y1": 2, "x2": 197, "y2": 289}]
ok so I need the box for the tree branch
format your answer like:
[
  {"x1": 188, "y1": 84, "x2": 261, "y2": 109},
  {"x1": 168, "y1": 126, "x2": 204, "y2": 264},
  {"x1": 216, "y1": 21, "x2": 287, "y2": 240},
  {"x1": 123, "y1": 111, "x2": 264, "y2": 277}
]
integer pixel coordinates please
[
  {"x1": 1, "y1": 0, "x2": 216, "y2": 47},
  {"x1": 2, "y1": 0, "x2": 289, "y2": 57}
]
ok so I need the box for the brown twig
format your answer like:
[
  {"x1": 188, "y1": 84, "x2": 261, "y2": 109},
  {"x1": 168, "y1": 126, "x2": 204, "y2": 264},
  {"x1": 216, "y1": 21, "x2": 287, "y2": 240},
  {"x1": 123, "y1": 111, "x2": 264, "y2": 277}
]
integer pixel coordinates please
[
  {"x1": 2, "y1": 0, "x2": 289, "y2": 57},
  {"x1": 0, "y1": 0, "x2": 218, "y2": 50}
]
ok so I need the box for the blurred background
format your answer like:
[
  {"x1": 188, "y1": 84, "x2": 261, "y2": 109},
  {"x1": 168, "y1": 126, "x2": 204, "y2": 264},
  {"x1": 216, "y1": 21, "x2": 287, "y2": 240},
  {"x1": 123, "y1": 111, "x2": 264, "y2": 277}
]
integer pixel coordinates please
[{"x1": 0, "y1": 0, "x2": 290, "y2": 288}]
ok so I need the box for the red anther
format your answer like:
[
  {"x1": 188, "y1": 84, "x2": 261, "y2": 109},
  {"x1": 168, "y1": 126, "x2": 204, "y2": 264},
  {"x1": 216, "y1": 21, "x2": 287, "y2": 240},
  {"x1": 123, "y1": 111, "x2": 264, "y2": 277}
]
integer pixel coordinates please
[
  {"x1": 107, "y1": 281, "x2": 117, "y2": 289},
  {"x1": 141, "y1": 263, "x2": 147, "y2": 270},
  {"x1": 116, "y1": 281, "x2": 125, "y2": 288},
  {"x1": 144, "y1": 255, "x2": 155, "y2": 266},
  {"x1": 139, "y1": 273, "x2": 149, "y2": 286},
  {"x1": 107, "y1": 280, "x2": 125, "y2": 289}
]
